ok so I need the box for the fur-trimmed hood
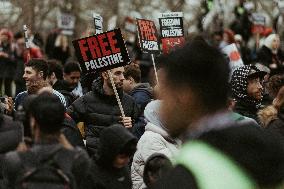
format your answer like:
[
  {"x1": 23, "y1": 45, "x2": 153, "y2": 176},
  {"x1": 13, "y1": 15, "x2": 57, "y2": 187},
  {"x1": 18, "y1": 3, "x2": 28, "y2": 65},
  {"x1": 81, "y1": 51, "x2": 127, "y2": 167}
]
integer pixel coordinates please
[{"x1": 257, "y1": 105, "x2": 278, "y2": 128}]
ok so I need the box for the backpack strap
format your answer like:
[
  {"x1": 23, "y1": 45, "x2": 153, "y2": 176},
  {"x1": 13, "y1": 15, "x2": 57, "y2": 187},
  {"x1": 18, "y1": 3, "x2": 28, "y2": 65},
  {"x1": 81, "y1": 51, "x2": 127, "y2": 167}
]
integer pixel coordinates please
[{"x1": 176, "y1": 141, "x2": 257, "y2": 189}]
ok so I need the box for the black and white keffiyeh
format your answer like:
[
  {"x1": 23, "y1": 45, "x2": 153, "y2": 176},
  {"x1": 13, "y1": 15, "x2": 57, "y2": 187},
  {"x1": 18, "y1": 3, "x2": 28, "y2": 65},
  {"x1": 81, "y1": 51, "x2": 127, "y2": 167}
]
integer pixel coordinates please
[{"x1": 230, "y1": 65, "x2": 263, "y2": 108}]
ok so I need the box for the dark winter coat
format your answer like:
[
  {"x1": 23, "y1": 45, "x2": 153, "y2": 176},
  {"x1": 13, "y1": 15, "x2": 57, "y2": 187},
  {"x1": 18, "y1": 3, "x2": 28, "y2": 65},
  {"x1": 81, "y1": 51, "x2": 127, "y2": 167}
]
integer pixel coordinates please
[
  {"x1": 257, "y1": 45, "x2": 284, "y2": 75},
  {"x1": 130, "y1": 83, "x2": 153, "y2": 138},
  {"x1": 0, "y1": 43, "x2": 15, "y2": 79},
  {"x1": 266, "y1": 107, "x2": 284, "y2": 137},
  {"x1": 81, "y1": 125, "x2": 137, "y2": 189},
  {"x1": 0, "y1": 114, "x2": 23, "y2": 186},
  {"x1": 234, "y1": 100, "x2": 260, "y2": 122},
  {"x1": 53, "y1": 80, "x2": 77, "y2": 107},
  {"x1": 2, "y1": 143, "x2": 91, "y2": 189},
  {"x1": 130, "y1": 83, "x2": 153, "y2": 112},
  {"x1": 67, "y1": 77, "x2": 139, "y2": 158},
  {"x1": 62, "y1": 114, "x2": 85, "y2": 148}
]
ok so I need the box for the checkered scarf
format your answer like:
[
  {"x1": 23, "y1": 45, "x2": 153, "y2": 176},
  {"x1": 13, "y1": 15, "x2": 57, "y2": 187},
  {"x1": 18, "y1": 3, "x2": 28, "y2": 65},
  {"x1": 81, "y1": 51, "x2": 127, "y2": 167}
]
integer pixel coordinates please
[{"x1": 230, "y1": 65, "x2": 262, "y2": 108}]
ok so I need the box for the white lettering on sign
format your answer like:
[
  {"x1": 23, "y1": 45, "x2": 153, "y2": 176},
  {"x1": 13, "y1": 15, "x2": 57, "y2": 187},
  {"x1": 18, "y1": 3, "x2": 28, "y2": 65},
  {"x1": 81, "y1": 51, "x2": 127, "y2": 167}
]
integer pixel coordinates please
[
  {"x1": 142, "y1": 40, "x2": 159, "y2": 51},
  {"x1": 158, "y1": 12, "x2": 183, "y2": 18},
  {"x1": 161, "y1": 18, "x2": 181, "y2": 26},
  {"x1": 162, "y1": 29, "x2": 183, "y2": 37},
  {"x1": 84, "y1": 52, "x2": 123, "y2": 71}
]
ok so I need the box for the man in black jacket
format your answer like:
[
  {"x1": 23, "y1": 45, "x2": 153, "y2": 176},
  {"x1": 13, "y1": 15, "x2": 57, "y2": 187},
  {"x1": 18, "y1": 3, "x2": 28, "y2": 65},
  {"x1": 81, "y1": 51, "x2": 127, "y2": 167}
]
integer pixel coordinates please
[
  {"x1": 67, "y1": 66, "x2": 139, "y2": 158},
  {"x1": 82, "y1": 124, "x2": 137, "y2": 189},
  {"x1": 149, "y1": 38, "x2": 284, "y2": 189}
]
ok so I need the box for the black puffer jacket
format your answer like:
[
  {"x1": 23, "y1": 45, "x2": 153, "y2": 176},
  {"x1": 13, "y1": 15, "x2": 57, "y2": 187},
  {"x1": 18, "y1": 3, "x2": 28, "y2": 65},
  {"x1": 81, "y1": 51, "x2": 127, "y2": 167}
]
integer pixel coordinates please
[
  {"x1": 2, "y1": 143, "x2": 91, "y2": 189},
  {"x1": 0, "y1": 114, "x2": 23, "y2": 187},
  {"x1": 67, "y1": 77, "x2": 139, "y2": 157},
  {"x1": 81, "y1": 125, "x2": 137, "y2": 189}
]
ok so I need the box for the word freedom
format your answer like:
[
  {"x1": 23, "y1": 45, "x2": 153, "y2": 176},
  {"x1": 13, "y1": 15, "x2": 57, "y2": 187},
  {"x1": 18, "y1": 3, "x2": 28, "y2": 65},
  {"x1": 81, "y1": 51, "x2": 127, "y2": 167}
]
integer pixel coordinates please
[
  {"x1": 84, "y1": 53, "x2": 123, "y2": 71},
  {"x1": 161, "y1": 18, "x2": 181, "y2": 26}
]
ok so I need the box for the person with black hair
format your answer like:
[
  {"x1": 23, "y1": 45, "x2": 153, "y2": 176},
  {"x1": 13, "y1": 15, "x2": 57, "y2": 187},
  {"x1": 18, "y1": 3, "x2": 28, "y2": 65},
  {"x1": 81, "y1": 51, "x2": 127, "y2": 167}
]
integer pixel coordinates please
[
  {"x1": 14, "y1": 58, "x2": 66, "y2": 110},
  {"x1": 231, "y1": 65, "x2": 267, "y2": 122},
  {"x1": 51, "y1": 61, "x2": 82, "y2": 107},
  {"x1": 2, "y1": 93, "x2": 90, "y2": 189},
  {"x1": 143, "y1": 153, "x2": 173, "y2": 188},
  {"x1": 81, "y1": 124, "x2": 137, "y2": 189},
  {"x1": 148, "y1": 37, "x2": 284, "y2": 189},
  {"x1": 47, "y1": 59, "x2": 64, "y2": 86}
]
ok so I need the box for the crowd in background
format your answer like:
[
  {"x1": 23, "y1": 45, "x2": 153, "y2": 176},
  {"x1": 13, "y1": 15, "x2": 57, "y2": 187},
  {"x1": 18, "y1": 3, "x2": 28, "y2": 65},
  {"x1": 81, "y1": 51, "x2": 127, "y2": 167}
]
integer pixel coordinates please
[{"x1": 1, "y1": 1, "x2": 284, "y2": 189}]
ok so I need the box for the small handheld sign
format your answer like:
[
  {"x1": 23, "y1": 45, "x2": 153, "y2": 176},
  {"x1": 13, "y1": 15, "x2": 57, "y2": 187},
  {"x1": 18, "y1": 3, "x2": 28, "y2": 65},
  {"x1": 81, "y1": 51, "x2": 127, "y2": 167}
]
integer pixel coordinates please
[
  {"x1": 57, "y1": 12, "x2": 76, "y2": 35},
  {"x1": 251, "y1": 13, "x2": 265, "y2": 48},
  {"x1": 158, "y1": 12, "x2": 185, "y2": 54},
  {"x1": 23, "y1": 25, "x2": 31, "y2": 63},
  {"x1": 93, "y1": 13, "x2": 103, "y2": 34},
  {"x1": 136, "y1": 18, "x2": 160, "y2": 85},
  {"x1": 251, "y1": 13, "x2": 265, "y2": 34},
  {"x1": 72, "y1": 28, "x2": 130, "y2": 74},
  {"x1": 222, "y1": 43, "x2": 244, "y2": 75},
  {"x1": 136, "y1": 18, "x2": 160, "y2": 54},
  {"x1": 279, "y1": 0, "x2": 284, "y2": 13}
]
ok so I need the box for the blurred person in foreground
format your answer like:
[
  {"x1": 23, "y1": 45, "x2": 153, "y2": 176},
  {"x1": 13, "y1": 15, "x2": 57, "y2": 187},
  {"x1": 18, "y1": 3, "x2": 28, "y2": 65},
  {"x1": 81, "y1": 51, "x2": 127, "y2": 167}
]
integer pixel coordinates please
[{"x1": 150, "y1": 37, "x2": 284, "y2": 189}]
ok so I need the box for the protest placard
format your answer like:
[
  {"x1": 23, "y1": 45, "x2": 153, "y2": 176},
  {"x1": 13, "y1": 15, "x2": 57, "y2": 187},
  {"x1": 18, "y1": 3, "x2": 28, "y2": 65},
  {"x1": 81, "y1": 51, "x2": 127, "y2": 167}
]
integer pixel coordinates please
[
  {"x1": 57, "y1": 12, "x2": 75, "y2": 35},
  {"x1": 72, "y1": 28, "x2": 130, "y2": 74},
  {"x1": 278, "y1": 0, "x2": 284, "y2": 13},
  {"x1": 158, "y1": 12, "x2": 185, "y2": 54},
  {"x1": 136, "y1": 18, "x2": 160, "y2": 54},
  {"x1": 251, "y1": 13, "x2": 265, "y2": 34},
  {"x1": 93, "y1": 13, "x2": 103, "y2": 34},
  {"x1": 158, "y1": 12, "x2": 184, "y2": 38},
  {"x1": 23, "y1": 25, "x2": 31, "y2": 63},
  {"x1": 222, "y1": 43, "x2": 244, "y2": 72}
]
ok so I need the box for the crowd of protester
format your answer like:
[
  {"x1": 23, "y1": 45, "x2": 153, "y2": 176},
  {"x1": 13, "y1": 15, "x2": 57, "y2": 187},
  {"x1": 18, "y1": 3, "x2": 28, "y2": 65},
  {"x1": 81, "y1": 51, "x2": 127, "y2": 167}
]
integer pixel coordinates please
[{"x1": 2, "y1": 1, "x2": 284, "y2": 189}]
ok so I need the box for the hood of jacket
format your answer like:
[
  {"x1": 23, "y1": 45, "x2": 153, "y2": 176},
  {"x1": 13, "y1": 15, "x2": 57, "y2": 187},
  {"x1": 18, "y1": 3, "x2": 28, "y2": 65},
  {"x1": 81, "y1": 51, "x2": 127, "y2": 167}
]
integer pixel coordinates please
[
  {"x1": 231, "y1": 65, "x2": 263, "y2": 109},
  {"x1": 97, "y1": 124, "x2": 137, "y2": 168},
  {"x1": 144, "y1": 100, "x2": 165, "y2": 128},
  {"x1": 130, "y1": 83, "x2": 153, "y2": 97},
  {"x1": 257, "y1": 105, "x2": 278, "y2": 128}
]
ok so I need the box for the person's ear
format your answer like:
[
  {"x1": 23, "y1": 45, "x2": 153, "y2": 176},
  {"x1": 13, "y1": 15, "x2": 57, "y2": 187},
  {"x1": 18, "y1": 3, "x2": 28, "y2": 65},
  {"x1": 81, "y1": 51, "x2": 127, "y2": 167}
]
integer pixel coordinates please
[
  {"x1": 129, "y1": 76, "x2": 135, "y2": 84},
  {"x1": 51, "y1": 72, "x2": 56, "y2": 80},
  {"x1": 30, "y1": 116, "x2": 36, "y2": 132},
  {"x1": 38, "y1": 71, "x2": 44, "y2": 79},
  {"x1": 102, "y1": 71, "x2": 109, "y2": 80}
]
